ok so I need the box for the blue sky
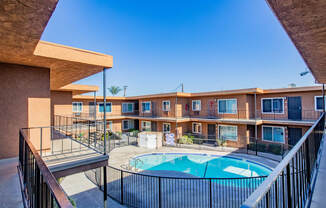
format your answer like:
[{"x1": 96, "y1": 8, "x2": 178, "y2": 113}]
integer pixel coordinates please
[{"x1": 42, "y1": 0, "x2": 316, "y2": 96}]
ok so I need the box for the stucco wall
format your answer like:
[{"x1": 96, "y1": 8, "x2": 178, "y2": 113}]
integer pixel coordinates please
[
  {"x1": 0, "y1": 63, "x2": 51, "y2": 159},
  {"x1": 257, "y1": 91, "x2": 322, "y2": 120},
  {"x1": 51, "y1": 91, "x2": 73, "y2": 124}
]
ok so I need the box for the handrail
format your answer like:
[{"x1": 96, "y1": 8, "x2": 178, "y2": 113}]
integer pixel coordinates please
[
  {"x1": 19, "y1": 129, "x2": 73, "y2": 208},
  {"x1": 241, "y1": 112, "x2": 325, "y2": 208}
]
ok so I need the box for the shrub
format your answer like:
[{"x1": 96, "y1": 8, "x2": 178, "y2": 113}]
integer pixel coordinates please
[
  {"x1": 178, "y1": 135, "x2": 193, "y2": 144},
  {"x1": 128, "y1": 129, "x2": 140, "y2": 136},
  {"x1": 256, "y1": 143, "x2": 267, "y2": 152},
  {"x1": 268, "y1": 143, "x2": 282, "y2": 155},
  {"x1": 217, "y1": 139, "x2": 226, "y2": 146}
]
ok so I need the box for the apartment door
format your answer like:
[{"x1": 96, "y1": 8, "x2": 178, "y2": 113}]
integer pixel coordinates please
[
  {"x1": 207, "y1": 124, "x2": 216, "y2": 143},
  {"x1": 89, "y1": 102, "x2": 96, "y2": 118},
  {"x1": 288, "y1": 96, "x2": 302, "y2": 120},
  {"x1": 288, "y1": 127, "x2": 302, "y2": 146},
  {"x1": 151, "y1": 121, "x2": 157, "y2": 131}
]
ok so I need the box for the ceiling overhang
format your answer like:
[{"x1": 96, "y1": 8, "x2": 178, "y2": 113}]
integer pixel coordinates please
[
  {"x1": 266, "y1": 0, "x2": 326, "y2": 83},
  {"x1": 0, "y1": 0, "x2": 113, "y2": 89}
]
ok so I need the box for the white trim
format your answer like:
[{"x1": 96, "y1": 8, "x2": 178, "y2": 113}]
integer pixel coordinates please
[
  {"x1": 163, "y1": 123, "x2": 171, "y2": 133},
  {"x1": 192, "y1": 122, "x2": 202, "y2": 134},
  {"x1": 262, "y1": 125, "x2": 285, "y2": 144},
  {"x1": 108, "y1": 121, "x2": 113, "y2": 131},
  {"x1": 122, "y1": 120, "x2": 131, "y2": 130},
  {"x1": 218, "y1": 124, "x2": 238, "y2": 141},
  {"x1": 141, "y1": 121, "x2": 151, "y2": 131},
  {"x1": 314, "y1": 96, "x2": 325, "y2": 111},
  {"x1": 72, "y1": 102, "x2": 83, "y2": 113},
  {"x1": 141, "y1": 101, "x2": 151, "y2": 113},
  {"x1": 162, "y1": 100, "x2": 171, "y2": 111},
  {"x1": 122, "y1": 102, "x2": 134, "y2": 113},
  {"x1": 261, "y1": 97, "x2": 285, "y2": 114},
  {"x1": 98, "y1": 102, "x2": 112, "y2": 113},
  {"x1": 192, "y1": 100, "x2": 201, "y2": 111},
  {"x1": 217, "y1": 98, "x2": 237, "y2": 114}
]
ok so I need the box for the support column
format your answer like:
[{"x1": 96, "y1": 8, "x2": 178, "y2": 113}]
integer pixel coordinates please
[
  {"x1": 94, "y1": 91, "x2": 97, "y2": 121},
  {"x1": 103, "y1": 68, "x2": 107, "y2": 154},
  {"x1": 103, "y1": 68, "x2": 108, "y2": 208},
  {"x1": 103, "y1": 166, "x2": 107, "y2": 208},
  {"x1": 175, "y1": 94, "x2": 178, "y2": 138},
  {"x1": 254, "y1": 93, "x2": 257, "y2": 141}
]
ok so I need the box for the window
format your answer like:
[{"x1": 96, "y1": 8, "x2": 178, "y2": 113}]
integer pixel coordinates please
[
  {"x1": 262, "y1": 98, "x2": 284, "y2": 113},
  {"x1": 218, "y1": 99, "x2": 237, "y2": 114},
  {"x1": 108, "y1": 121, "x2": 113, "y2": 131},
  {"x1": 122, "y1": 120, "x2": 134, "y2": 130},
  {"x1": 72, "y1": 102, "x2": 83, "y2": 113},
  {"x1": 122, "y1": 103, "x2": 134, "y2": 113},
  {"x1": 262, "y1": 126, "x2": 285, "y2": 143},
  {"x1": 315, "y1": 96, "x2": 325, "y2": 111},
  {"x1": 142, "y1": 102, "x2": 151, "y2": 113},
  {"x1": 99, "y1": 102, "x2": 112, "y2": 113},
  {"x1": 162, "y1": 100, "x2": 170, "y2": 111},
  {"x1": 163, "y1": 123, "x2": 171, "y2": 133},
  {"x1": 141, "y1": 121, "x2": 151, "y2": 131},
  {"x1": 192, "y1": 100, "x2": 201, "y2": 111},
  {"x1": 192, "y1": 122, "x2": 202, "y2": 134},
  {"x1": 218, "y1": 125, "x2": 238, "y2": 141}
]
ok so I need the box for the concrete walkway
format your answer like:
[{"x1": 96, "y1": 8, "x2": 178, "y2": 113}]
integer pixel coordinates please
[
  {"x1": 311, "y1": 134, "x2": 326, "y2": 208},
  {"x1": 61, "y1": 172, "x2": 126, "y2": 208},
  {"x1": 0, "y1": 157, "x2": 23, "y2": 208}
]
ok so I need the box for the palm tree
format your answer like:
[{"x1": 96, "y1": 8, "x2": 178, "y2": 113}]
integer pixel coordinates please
[{"x1": 108, "y1": 86, "x2": 122, "y2": 96}]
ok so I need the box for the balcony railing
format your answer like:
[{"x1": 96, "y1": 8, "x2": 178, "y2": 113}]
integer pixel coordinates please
[
  {"x1": 18, "y1": 129, "x2": 73, "y2": 208},
  {"x1": 241, "y1": 112, "x2": 325, "y2": 208}
]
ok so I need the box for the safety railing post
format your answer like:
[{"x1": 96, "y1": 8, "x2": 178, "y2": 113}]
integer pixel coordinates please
[
  {"x1": 159, "y1": 177, "x2": 162, "y2": 208},
  {"x1": 209, "y1": 178, "x2": 212, "y2": 208},
  {"x1": 40, "y1": 127, "x2": 43, "y2": 157},
  {"x1": 121, "y1": 170, "x2": 124, "y2": 204}
]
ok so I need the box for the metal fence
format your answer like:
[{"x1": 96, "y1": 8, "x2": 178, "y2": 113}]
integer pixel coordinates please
[
  {"x1": 52, "y1": 115, "x2": 138, "y2": 154},
  {"x1": 241, "y1": 112, "x2": 325, "y2": 208},
  {"x1": 86, "y1": 165, "x2": 268, "y2": 208},
  {"x1": 163, "y1": 135, "x2": 291, "y2": 162},
  {"x1": 18, "y1": 129, "x2": 73, "y2": 208}
]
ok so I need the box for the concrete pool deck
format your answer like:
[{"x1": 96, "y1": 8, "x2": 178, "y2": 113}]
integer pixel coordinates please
[{"x1": 109, "y1": 146, "x2": 280, "y2": 171}]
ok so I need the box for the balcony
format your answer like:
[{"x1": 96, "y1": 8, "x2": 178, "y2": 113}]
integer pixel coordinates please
[{"x1": 241, "y1": 112, "x2": 325, "y2": 207}]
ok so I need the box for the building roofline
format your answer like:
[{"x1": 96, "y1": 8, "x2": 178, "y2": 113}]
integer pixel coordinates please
[
  {"x1": 72, "y1": 85, "x2": 322, "y2": 100},
  {"x1": 54, "y1": 84, "x2": 99, "y2": 95},
  {"x1": 34, "y1": 41, "x2": 113, "y2": 68}
]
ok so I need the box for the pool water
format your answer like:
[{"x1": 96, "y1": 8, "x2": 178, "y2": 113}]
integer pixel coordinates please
[{"x1": 129, "y1": 153, "x2": 271, "y2": 178}]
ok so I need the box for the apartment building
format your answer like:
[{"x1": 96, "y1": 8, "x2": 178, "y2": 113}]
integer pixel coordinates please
[{"x1": 65, "y1": 86, "x2": 324, "y2": 149}]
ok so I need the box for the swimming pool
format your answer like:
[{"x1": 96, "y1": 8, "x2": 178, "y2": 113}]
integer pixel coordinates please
[{"x1": 129, "y1": 153, "x2": 271, "y2": 178}]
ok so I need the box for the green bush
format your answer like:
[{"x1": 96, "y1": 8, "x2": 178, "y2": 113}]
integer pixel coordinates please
[
  {"x1": 217, "y1": 139, "x2": 226, "y2": 146},
  {"x1": 256, "y1": 143, "x2": 267, "y2": 152},
  {"x1": 178, "y1": 135, "x2": 193, "y2": 144},
  {"x1": 128, "y1": 129, "x2": 140, "y2": 136},
  {"x1": 267, "y1": 143, "x2": 282, "y2": 155}
]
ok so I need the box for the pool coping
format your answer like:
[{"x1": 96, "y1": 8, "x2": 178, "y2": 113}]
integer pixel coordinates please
[{"x1": 129, "y1": 152, "x2": 274, "y2": 176}]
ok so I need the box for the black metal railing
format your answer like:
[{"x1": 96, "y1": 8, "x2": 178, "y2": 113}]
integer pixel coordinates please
[
  {"x1": 18, "y1": 129, "x2": 73, "y2": 208},
  {"x1": 163, "y1": 135, "x2": 290, "y2": 161},
  {"x1": 256, "y1": 109, "x2": 322, "y2": 122},
  {"x1": 241, "y1": 112, "x2": 325, "y2": 208},
  {"x1": 53, "y1": 114, "x2": 138, "y2": 154},
  {"x1": 85, "y1": 165, "x2": 268, "y2": 208}
]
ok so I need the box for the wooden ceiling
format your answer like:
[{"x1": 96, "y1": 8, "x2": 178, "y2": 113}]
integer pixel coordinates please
[{"x1": 266, "y1": 0, "x2": 326, "y2": 83}]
